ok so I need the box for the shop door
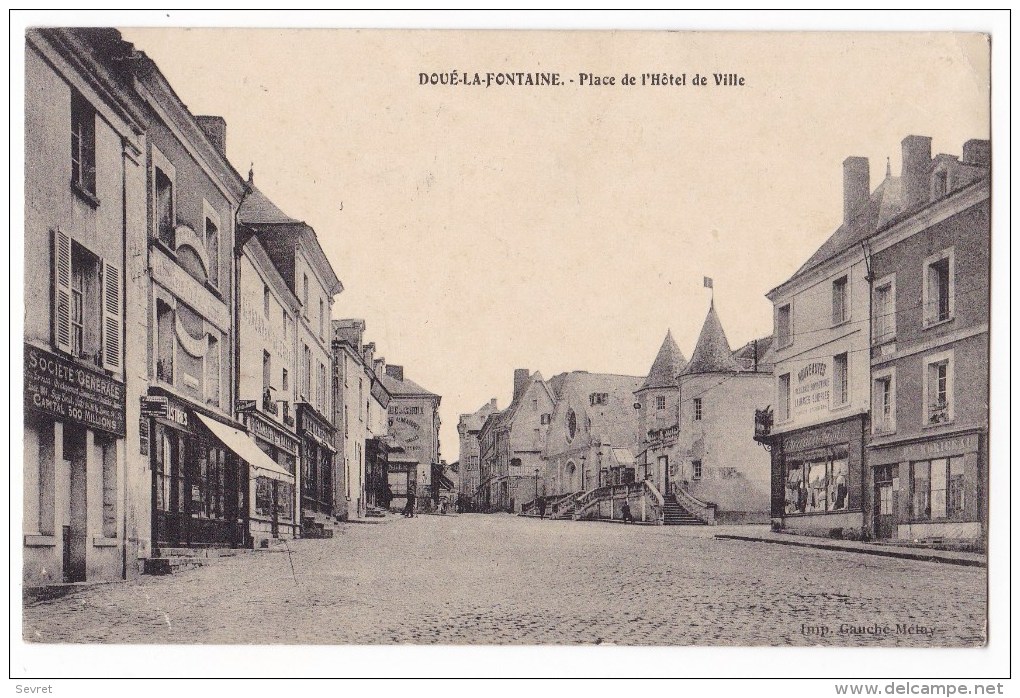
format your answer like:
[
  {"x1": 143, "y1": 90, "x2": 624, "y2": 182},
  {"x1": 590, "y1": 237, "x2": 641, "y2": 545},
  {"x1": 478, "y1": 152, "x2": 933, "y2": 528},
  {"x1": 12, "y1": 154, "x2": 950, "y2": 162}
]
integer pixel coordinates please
[
  {"x1": 154, "y1": 429, "x2": 188, "y2": 548},
  {"x1": 875, "y1": 480, "x2": 895, "y2": 540}
]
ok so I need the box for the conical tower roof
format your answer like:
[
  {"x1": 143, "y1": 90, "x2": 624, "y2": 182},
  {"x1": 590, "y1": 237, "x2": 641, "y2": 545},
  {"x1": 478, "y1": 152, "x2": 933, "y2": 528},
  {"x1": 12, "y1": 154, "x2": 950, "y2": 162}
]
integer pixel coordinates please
[
  {"x1": 640, "y1": 330, "x2": 688, "y2": 390},
  {"x1": 682, "y1": 304, "x2": 741, "y2": 375}
]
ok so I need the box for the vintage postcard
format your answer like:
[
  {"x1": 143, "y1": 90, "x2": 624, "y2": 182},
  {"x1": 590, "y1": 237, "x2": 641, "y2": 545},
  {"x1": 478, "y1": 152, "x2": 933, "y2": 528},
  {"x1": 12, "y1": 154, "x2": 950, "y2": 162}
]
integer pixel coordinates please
[{"x1": 14, "y1": 14, "x2": 1003, "y2": 681}]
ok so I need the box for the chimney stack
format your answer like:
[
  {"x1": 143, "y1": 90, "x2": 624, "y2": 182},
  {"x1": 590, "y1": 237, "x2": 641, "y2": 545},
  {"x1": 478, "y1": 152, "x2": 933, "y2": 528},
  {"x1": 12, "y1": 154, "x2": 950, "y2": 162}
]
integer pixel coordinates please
[
  {"x1": 901, "y1": 135, "x2": 933, "y2": 209},
  {"x1": 196, "y1": 116, "x2": 227, "y2": 156},
  {"x1": 842, "y1": 156, "x2": 870, "y2": 224},
  {"x1": 513, "y1": 369, "x2": 530, "y2": 402},
  {"x1": 363, "y1": 342, "x2": 375, "y2": 367},
  {"x1": 385, "y1": 364, "x2": 404, "y2": 382},
  {"x1": 332, "y1": 319, "x2": 366, "y2": 353},
  {"x1": 489, "y1": 398, "x2": 498, "y2": 409},
  {"x1": 962, "y1": 139, "x2": 990, "y2": 168}
]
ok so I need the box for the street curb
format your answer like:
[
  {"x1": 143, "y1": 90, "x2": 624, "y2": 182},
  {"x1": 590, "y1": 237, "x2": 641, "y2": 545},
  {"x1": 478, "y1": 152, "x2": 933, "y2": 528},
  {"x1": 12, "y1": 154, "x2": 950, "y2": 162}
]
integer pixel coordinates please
[{"x1": 714, "y1": 534, "x2": 987, "y2": 567}]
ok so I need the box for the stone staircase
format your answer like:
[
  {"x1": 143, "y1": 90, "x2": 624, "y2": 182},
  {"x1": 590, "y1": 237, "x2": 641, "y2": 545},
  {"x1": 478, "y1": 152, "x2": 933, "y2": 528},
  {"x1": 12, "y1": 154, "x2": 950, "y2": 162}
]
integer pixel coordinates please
[
  {"x1": 663, "y1": 496, "x2": 708, "y2": 526},
  {"x1": 143, "y1": 546, "x2": 245, "y2": 575}
]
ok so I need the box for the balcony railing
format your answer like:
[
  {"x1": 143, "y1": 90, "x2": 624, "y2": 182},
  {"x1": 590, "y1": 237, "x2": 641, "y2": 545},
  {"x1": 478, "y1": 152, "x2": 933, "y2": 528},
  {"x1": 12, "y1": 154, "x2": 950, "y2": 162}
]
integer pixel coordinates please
[{"x1": 753, "y1": 406, "x2": 773, "y2": 443}]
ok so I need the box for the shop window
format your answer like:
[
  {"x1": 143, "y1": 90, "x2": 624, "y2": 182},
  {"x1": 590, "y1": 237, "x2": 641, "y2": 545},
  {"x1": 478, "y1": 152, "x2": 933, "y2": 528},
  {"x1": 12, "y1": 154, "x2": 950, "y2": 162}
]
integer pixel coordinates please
[
  {"x1": 255, "y1": 476, "x2": 273, "y2": 517},
  {"x1": 831, "y1": 275, "x2": 849, "y2": 325},
  {"x1": 656, "y1": 395, "x2": 666, "y2": 410},
  {"x1": 693, "y1": 398, "x2": 703, "y2": 421},
  {"x1": 911, "y1": 457, "x2": 966, "y2": 522},
  {"x1": 923, "y1": 351, "x2": 954, "y2": 425},
  {"x1": 873, "y1": 371, "x2": 895, "y2": 434},
  {"x1": 778, "y1": 373, "x2": 791, "y2": 421},
  {"x1": 923, "y1": 249, "x2": 954, "y2": 326},
  {"x1": 776, "y1": 303, "x2": 792, "y2": 348},
  {"x1": 784, "y1": 453, "x2": 849, "y2": 514},
  {"x1": 832, "y1": 353, "x2": 849, "y2": 407},
  {"x1": 692, "y1": 459, "x2": 703, "y2": 480},
  {"x1": 873, "y1": 276, "x2": 896, "y2": 343},
  {"x1": 70, "y1": 91, "x2": 96, "y2": 198}
]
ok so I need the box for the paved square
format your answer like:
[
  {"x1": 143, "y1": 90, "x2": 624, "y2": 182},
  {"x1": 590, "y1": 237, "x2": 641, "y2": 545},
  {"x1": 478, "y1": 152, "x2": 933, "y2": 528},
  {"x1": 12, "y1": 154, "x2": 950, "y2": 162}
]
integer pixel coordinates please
[{"x1": 23, "y1": 515, "x2": 986, "y2": 646}]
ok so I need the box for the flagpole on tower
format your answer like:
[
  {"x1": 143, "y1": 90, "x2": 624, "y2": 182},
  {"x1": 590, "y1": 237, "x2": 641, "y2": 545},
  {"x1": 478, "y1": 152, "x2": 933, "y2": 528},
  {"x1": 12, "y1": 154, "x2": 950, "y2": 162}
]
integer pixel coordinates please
[{"x1": 704, "y1": 276, "x2": 714, "y2": 307}]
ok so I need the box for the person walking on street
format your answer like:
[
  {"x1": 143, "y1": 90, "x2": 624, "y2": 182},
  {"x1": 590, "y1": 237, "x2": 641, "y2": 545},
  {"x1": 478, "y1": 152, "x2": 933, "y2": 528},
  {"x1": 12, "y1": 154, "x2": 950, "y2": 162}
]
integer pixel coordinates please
[
  {"x1": 621, "y1": 501, "x2": 634, "y2": 524},
  {"x1": 538, "y1": 498, "x2": 547, "y2": 519}
]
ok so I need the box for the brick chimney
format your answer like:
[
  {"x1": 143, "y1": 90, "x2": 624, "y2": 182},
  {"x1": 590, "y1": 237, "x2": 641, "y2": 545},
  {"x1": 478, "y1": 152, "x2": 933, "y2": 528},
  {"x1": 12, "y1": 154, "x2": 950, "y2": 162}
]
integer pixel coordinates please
[
  {"x1": 363, "y1": 342, "x2": 375, "y2": 367},
  {"x1": 332, "y1": 319, "x2": 365, "y2": 353},
  {"x1": 513, "y1": 368, "x2": 530, "y2": 402},
  {"x1": 962, "y1": 139, "x2": 990, "y2": 168},
  {"x1": 196, "y1": 116, "x2": 227, "y2": 156},
  {"x1": 385, "y1": 364, "x2": 404, "y2": 382},
  {"x1": 374, "y1": 357, "x2": 385, "y2": 375},
  {"x1": 842, "y1": 156, "x2": 870, "y2": 224},
  {"x1": 489, "y1": 398, "x2": 498, "y2": 409},
  {"x1": 901, "y1": 135, "x2": 933, "y2": 209}
]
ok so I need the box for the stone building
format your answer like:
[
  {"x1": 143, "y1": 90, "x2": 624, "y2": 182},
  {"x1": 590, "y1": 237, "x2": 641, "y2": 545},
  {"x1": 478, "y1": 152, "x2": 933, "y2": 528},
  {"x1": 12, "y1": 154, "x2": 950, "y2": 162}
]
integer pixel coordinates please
[
  {"x1": 673, "y1": 305, "x2": 773, "y2": 523},
  {"x1": 235, "y1": 228, "x2": 302, "y2": 547},
  {"x1": 477, "y1": 370, "x2": 556, "y2": 512},
  {"x1": 134, "y1": 45, "x2": 256, "y2": 553},
  {"x1": 379, "y1": 365, "x2": 442, "y2": 511},
  {"x1": 24, "y1": 28, "x2": 145, "y2": 584},
  {"x1": 457, "y1": 398, "x2": 498, "y2": 510},
  {"x1": 332, "y1": 319, "x2": 391, "y2": 519},
  {"x1": 633, "y1": 331, "x2": 687, "y2": 493},
  {"x1": 865, "y1": 137, "x2": 989, "y2": 545},
  {"x1": 239, "y1": 177, "x2": 342, "y2": 535},
  {"x1": 761, "y1": 142, "x2": 908, "y2": 538},
  {"x1": 542, "y1": 371, "x2": 644, "y2": 497}
]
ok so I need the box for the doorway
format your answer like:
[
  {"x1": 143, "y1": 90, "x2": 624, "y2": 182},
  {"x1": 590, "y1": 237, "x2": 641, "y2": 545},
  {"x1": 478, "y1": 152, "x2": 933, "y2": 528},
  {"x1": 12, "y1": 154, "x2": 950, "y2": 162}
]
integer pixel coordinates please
[
  {"x1": 874, "y1": 465, "x2": 896, "y2": 540},
  {"x1": 64, "y1": 424, "x2": 87, "y2": 582}
]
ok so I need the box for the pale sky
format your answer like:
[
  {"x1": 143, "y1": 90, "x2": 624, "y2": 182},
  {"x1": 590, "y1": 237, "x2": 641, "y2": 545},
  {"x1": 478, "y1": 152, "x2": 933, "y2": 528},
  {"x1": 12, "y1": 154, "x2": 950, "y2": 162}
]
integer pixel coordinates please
[{"x1": 117, "y1": 28, "x2": 989, "y2": 462}]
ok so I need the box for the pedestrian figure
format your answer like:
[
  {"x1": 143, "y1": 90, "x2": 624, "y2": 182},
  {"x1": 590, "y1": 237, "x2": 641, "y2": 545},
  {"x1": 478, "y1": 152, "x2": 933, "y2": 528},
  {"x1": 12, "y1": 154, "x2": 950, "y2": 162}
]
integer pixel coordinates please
[
  {"x1": 621, "y1": 501, "x2": 634, "y2": 524},
  {"x1": 406, "y1": 490, "x2": 416, "y2": 518},
  {"x1": 538, "y1": 498, "x2": 547, "y2": 519}
]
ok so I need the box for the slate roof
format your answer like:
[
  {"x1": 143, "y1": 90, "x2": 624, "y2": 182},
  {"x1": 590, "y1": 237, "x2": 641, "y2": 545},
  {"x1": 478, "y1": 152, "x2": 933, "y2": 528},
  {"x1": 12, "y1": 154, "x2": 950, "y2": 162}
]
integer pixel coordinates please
[
  {"x1": 640, "y1": 330, "x2": 688, "y2": 390},
  {"x1": 461, "y1": 399, "x2": 499, "y2": 432},
  {"x1": 731, "y1": 335, "x2": 775, "y2": 373},
  {"x1": 783, "y1": 175, "x2": 905, "y2": 287},
  {"x1": 379, "y1": 372, "x2": 440, "y2": 398},
  {"x1": 682, "y1": 304, "x2": 742, "y2": 375},
  {"x1": 238, "y1": 180, "x2": 302, "y2": 226}
]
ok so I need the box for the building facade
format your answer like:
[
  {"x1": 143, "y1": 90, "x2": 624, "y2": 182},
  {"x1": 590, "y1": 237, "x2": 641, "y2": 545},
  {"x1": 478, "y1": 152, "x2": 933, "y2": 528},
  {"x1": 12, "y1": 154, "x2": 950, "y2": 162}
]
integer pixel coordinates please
[
  {"x1": 478, "y1": 370, "x2": 556, "y2": 512},
  {"x1": 673, "y1": 305, "x2": 773, "y2": 523},
  {"x1": 634, "y1": 331, "x2": 687, "y2": 494},
  {"x1": 332, "y1": 319, "x2": 391, "y2": 519},
  {"x1": 865, "y1": 137, "x2": 989, "y2": 545},
  {"x1": 24, "y1": 28, "x2": 146, "y2": 584},
  {"x1": 239, "y1": 178, "x2": 342, "y2": 534},
  {"x1": 236, "y1": 232, "x2": 301, "y2": 546},
  {"x1": 763, "y1": 142, "x2": 909, "y2": 538},
  {"x1": 542, "y1": 371, "x2": 644, "y2": 498},
  {"x1": 380, "y1": 365, "x2": 441, "y2": 511},
  {"x1": 135, "y1": 48, "x2": 259, "y2": 553},
  {"x1": 457, "y1": 398, "x2": 498, "y2": 511}
]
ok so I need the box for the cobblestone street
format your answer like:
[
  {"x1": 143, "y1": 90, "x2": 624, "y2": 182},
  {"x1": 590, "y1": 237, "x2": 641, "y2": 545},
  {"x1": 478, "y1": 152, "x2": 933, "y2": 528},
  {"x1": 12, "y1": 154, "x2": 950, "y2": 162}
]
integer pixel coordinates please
[{"x1": 23, "y1": 515, "x2": 986, "y2": 646}]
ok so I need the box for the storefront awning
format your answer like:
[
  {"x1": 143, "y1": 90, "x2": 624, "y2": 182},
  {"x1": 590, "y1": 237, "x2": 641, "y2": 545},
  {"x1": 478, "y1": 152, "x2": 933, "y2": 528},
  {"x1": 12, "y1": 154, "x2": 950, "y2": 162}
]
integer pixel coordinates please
[{"x1": 196, "y1": 413, "x2": 295, "y2": 484}]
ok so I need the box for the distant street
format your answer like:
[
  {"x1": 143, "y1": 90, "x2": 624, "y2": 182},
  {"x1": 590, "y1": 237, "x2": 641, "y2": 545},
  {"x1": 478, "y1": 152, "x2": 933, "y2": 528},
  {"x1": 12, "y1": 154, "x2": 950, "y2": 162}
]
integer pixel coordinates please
[{"x1": 24, "y1": 515, "x2": 985, "y2": 646}]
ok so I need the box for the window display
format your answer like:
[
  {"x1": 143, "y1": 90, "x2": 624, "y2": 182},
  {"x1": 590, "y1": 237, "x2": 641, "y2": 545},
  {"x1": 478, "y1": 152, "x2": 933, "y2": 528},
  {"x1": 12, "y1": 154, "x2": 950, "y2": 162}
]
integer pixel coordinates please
[{"x1": 784, "y1": 450, "x2": 850, "y2": 514}]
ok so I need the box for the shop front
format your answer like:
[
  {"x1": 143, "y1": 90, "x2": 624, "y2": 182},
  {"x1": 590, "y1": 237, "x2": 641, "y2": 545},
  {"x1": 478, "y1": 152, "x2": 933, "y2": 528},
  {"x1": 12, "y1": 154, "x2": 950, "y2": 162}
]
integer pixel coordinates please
[
  {"x1": 146, "y1": 388, "x2": 296, "y2": 551},
  {"x1": 771, "y1": 414, "x2": 867, "y2": 537},
  {"x1": 868, "y1": 431, "x2": 984, "y2": 544},
  {"x1": 241, "y1": 409, "x2": 300, "y2": 546},
  {"x1": 298, "y1": 403, "x2": 337, "y2": 531},
  {"x1": 24, "y1": 344, "x2": 127, "y2": 584}
]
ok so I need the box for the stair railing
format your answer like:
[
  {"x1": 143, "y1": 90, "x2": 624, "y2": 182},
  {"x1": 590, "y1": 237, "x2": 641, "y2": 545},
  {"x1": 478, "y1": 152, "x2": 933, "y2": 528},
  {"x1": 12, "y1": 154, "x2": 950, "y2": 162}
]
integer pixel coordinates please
[{"x1": 671, "y1": 484, "x2": 717, "y2": 525}]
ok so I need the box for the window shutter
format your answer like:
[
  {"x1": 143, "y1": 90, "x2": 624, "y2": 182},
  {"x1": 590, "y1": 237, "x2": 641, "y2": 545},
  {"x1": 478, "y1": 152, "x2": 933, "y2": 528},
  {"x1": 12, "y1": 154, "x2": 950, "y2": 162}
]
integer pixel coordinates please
[
  {"x1": 102, "y1": 259, "x2": 122, "y2": 371},
  {"x1": 53, "y1": 229, "x2": 73, "y2": 353}
]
